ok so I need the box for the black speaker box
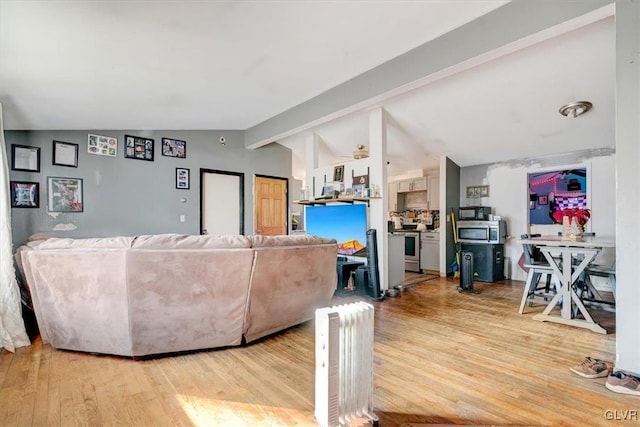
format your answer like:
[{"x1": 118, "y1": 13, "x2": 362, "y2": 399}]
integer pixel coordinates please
[
  {"x1": 364, "y1": 229, "x2": 383, "y2": 300},
  {"x1": 460, "y1": 243, "x2": 505, "y2": 282}
]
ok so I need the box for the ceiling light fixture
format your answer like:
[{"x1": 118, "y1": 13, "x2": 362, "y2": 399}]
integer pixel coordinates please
[
  {"x1": 353, "y1": 144, "x2": 369, "y2": 159},
  {"x1": 559, "y1": 101, "x2": 593, "y2": 118}
]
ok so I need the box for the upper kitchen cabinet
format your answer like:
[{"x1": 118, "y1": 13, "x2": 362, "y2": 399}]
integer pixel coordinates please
[
  {"x1": 397, "y1": 177, "x2": 427, "y2": 193},
  {"x1": 428, "y1": 175, "x2": 439, "y2": 210},
  {"x1": 388, "y1": 181, "x2": 399, "y2": 212}
]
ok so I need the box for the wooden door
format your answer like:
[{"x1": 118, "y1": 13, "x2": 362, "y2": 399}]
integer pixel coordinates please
[{"x1": 255, "y1": 176, "x2": 287, "y2": 235}]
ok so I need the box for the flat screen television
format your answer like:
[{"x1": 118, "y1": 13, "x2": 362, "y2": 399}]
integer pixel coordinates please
[{"x1": 305, "y1": 204, "x2": 367, "y2": 257}]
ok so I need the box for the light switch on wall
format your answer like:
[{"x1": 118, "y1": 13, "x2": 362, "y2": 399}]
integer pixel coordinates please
[{"x1": 179, "y1": 214, "x2": 185, "y2": 223}]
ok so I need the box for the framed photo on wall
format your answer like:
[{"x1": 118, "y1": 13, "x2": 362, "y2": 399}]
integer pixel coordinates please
[
  {"x1": 47, "y1": 177, "x2": 83, "y2": 212},
  {"x1": 466, "y1": 185, "x2": 489, "y2": 198},
  {"x1": 176, "y1": 168, "x2": 190, "y2": 189},
  {"x1": 538, "y1": 195, "x2": 548, "y2": 205},
  {"x1": 352, "y1": 174, "x2": 369, "y2": 187},
  {"x1": 10, "y1": 181, "x2": 39, "y2": 208},
  {"x1": 11, "y1": 144, "x2": 40, "y2": 172},
  {"x1": 124, "y1": 135, "x2": 154, "y2": 161},
  {"x1": 53, "y1": 140, "x2": 79, "y2": 167},
  {"x1": 333, "y1": 165, "x2": 345, "y2": 182},
  {"x1": 162, "y1": 138, "x2": 186, "y2": 158},
  {"x1": 87, "y1": 134, "x2": 117, "y2": 157}
]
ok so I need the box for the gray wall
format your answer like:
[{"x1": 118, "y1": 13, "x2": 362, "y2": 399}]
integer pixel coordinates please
[
  {"x1": 443, "y1": 157, "x2": 460, "y2": 275},
  {"x1": 6, "y1": 130, "x2": 292, "y2": 247},
  {"x1": 459, "y1": 164, "x2": 491, "y2": 207}
]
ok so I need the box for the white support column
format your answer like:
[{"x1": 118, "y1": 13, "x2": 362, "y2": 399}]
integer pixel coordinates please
[
  {"x1": 614, "y1": 0, "x2": 640, "y2": 375},
  {"x1": 305, "y1": 132, "x2": 320, "y2": 198},
  {"x1": 368, "y1": 108, "x2": 389, "y2": 291}
]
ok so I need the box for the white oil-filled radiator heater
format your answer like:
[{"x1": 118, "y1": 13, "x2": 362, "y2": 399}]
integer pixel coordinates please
[{"x1": 315, "y1": 302, "x2": 378, "y2": 427}]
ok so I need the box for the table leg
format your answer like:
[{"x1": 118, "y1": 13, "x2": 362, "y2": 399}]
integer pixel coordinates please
[{"x1": 532, "y1": 246, "x2": 607, "y2": 334}]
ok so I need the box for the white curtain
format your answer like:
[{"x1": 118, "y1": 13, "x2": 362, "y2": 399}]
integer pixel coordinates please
[{"x1": 0, "y1": 102, "x2": 30, "y2": 352}]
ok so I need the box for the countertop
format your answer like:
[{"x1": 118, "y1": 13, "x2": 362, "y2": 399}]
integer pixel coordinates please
[{"x1": 391, "y1": 229, "x2": 439, "y2": 234}]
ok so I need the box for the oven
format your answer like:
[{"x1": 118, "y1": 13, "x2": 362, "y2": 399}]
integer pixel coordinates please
[
  {"x1": 403, "y1": 232, "x2": 421, "y2": 272},
  {"x1": 457, "y1": 220, "x2": 507, "y2": 244}
]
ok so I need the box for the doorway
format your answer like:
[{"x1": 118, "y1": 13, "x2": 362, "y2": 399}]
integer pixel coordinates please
[
  {"x1": 254, "y1": 175, "x2": 288, "y2": 236},
  {"x1": 200, "y1": 169, "x2": 244, "y2": 235}
]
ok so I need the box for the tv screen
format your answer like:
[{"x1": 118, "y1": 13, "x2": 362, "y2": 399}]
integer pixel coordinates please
[{"x1": 306, "y1": 204, "x2": 367, "y2": 257}]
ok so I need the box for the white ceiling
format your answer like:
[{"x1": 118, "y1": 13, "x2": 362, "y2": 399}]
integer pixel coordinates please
[
  {"x1": 0, "y1": 1, "x2": 615, "y2": 178},
  {"x1": 279, "y1": 14, "x2": 615, "y2": 177}
]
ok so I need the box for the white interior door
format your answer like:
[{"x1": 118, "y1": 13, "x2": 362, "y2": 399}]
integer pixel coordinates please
[{"x1": 201, "y1": 170, "x2": 243, "y2": 235}]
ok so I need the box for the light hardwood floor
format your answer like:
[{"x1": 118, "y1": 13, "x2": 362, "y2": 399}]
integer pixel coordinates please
[{"x1": 1, "y1": 277, "x2": 635, "y2": 426}]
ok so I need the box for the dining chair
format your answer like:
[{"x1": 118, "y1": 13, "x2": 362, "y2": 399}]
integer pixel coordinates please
[
  {"x1": 577, "y1": 261, "x2": 616, "y2": 308},
  {"x1": 518, "y1": 236, "x2": 559, "y2": 314}
]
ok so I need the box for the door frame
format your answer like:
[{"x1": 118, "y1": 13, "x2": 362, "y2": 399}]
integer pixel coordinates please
[
  {"x1": 254, "y1": 174, "x2": 289, "y2": 235},
  {"x1": 200, "y1": 168, "x2": 245, "y2": 235}
]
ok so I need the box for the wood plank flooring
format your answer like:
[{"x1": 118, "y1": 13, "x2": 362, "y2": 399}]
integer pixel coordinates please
[{"x1": 1, "y1": 277, "x2": 636, "y2": 426}]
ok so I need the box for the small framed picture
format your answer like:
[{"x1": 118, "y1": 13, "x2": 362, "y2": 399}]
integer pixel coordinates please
[
  {"x1": 353, "y1": 174, "x2": 369, "y2": 187},
  {"x1": 124, "y1": 135, "x2": 154, "y2": 161},
  {"x1": 466, "y1": 185, "x2": 490, "y2": 198},
  {"x1": 47, "y1": 177, "x2": 83, "y2": 212},
  {"x1": 11, "y1": 145, "x2": 40, "y2": 172},
  {"x1": 53, "y1": 141, "x2": 79, "y2": 167},
  {"x1": 10, "y1": 181, "x2": 39, "y2": 208},
  {"x1": 176, "y1": 168, "x2": 190, "y2": 189},
  {"x1": 87, "y1": 134, "x2": 117, "y2": 157},
  {"x1": 538, "y1": 195, "x2": 548, "y2": 205},
  {"x1": 352, "y1": 184, "x2": 365, "y2": 197},
  {"x1": 333, "y1": 165, "x2": 345, "y2": 182},
  {"x1": 162, "y1": 138, "x2": 186, "y2": 158}
]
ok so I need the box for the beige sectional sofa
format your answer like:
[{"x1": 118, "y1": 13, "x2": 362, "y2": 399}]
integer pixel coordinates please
[{"x1": 17, "y1": 233, "x2": 337, "y2": 357}]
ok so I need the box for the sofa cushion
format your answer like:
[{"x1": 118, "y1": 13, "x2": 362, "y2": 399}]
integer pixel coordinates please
[
  {"x1": 132, "y1": 233, "x2": 251, "y2": 249},
  {"x1": 33, "y1": 236, "x2": 134, "y2": 250}
]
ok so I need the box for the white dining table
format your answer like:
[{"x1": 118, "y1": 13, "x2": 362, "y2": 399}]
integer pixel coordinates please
[{"x1": 518, "y1": 235, "x2": 615, "y2": 334}]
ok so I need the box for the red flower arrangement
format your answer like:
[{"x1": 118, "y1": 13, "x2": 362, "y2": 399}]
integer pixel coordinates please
[{"x1": 552, "y1": 208, "x2": 591, "y2": 225}]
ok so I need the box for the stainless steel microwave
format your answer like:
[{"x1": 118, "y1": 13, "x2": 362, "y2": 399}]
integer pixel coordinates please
[{"x1": 457, "y1": 220, "x2": 507, "y2": 244}]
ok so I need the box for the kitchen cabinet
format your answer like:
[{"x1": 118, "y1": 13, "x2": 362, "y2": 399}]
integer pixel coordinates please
[
  {"x1": 397, "y1": 177, "x2": 428, "y2": 193},
  {"x1": 388, "y1": 182, "x2": 399, "y2": 212},
  {"x1": 420, "y1": 232, "x2": 440, "y2": 272},
  {"x1": 428, "y1": 175, "x2": 440, "y2": 210}
]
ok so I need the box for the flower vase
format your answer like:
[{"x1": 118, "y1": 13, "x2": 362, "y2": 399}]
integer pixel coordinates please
[
  {"x1": 574, "y1": 222, "x2": 585, "y2": 238},
  {"x1": 562, "y1": 216, "x2": 573, "y2": 240}
]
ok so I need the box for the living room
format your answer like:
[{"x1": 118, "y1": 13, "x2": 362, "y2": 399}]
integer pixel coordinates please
[{"x1": 1, "y1": 1, "x2": 639, "y2": 425}]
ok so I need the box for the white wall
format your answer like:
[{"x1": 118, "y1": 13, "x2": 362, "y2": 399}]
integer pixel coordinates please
[
  {"x1": 614, "y1": 0, "x2": 640, "y2": 375},
  {"x1": 459, "y1": 151, "x2": 616, "y2": 281}
]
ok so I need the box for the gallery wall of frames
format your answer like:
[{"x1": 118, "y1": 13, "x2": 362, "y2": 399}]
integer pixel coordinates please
[{"x1": 5, "y1": 130, "x2": 292, "y2": 246}]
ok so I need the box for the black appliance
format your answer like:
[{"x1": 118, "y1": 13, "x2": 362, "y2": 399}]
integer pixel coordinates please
[
  {"x1": 365, "y1": 229, "x2": 383, "y2": 300},
  {"x1": 460, "y1": 243, "x2": 504, "y2": 282},
  {"x1": 460, "y1": 251, "x2": 475, "y2": 291},
  {"x1": 459, "y1": 206, "x2": 492, "y2": 220},
  {"x1": 354, "y1": 229, "x2": 384, "y2": 301}
]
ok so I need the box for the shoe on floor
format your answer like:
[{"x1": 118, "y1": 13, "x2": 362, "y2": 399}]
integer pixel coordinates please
[
  {"x1": 606, "y1": 371, "x2": 640, "y2": 396},
  {"x1": 570, "y1": 356, "x2": 613, "y2": 378}
]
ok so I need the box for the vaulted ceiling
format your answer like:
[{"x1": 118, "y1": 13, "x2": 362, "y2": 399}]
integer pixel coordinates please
[{"x1": 0, "y1": 1, "x2": 615, "y2": 178}]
